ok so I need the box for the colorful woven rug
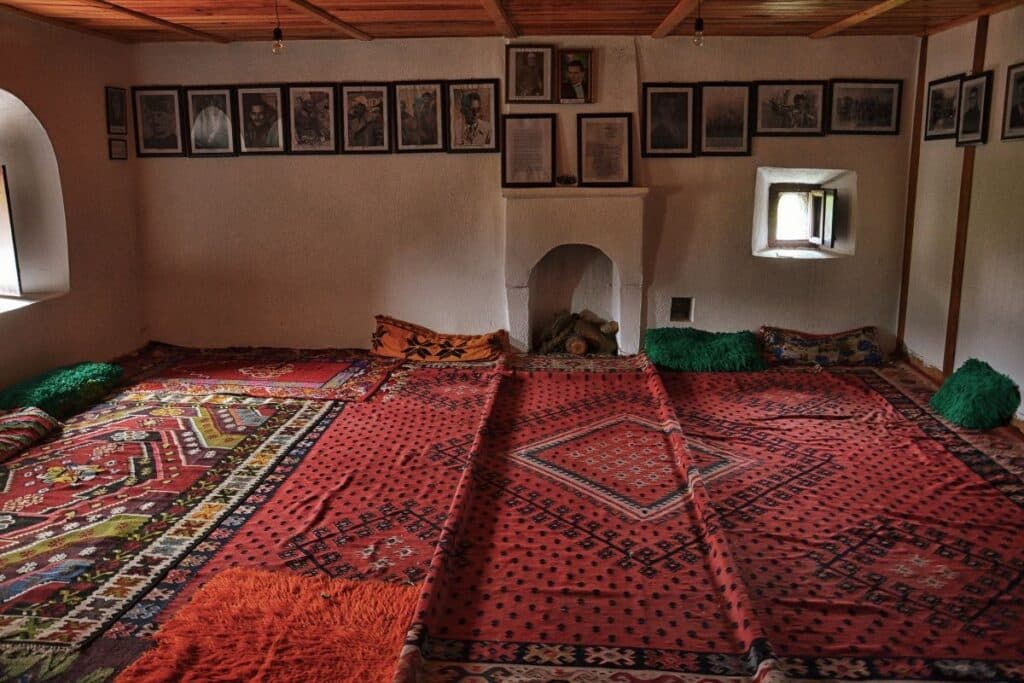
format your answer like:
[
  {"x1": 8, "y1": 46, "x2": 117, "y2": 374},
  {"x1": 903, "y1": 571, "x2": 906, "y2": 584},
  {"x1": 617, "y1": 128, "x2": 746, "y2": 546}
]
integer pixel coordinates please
[
  {"x1": 120, "y1": 342, "x2": 399, "y2": 402},
  {"x1": 0, "y1": 391, "x2": 331, "y2": 647}
]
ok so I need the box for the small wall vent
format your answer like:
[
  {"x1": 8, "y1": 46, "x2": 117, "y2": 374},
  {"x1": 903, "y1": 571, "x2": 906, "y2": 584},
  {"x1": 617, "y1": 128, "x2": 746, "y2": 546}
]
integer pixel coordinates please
[{"x1": 670, "y1": 297, "x2": 693, "y2": 322}]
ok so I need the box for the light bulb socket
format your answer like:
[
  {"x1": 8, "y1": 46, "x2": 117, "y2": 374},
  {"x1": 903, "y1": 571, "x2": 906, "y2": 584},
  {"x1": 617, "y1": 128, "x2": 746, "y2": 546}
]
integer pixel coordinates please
[
  {"x1": 694, "y1": 17, "x2": 705, "y2": 33},
  {"x1": 272, "y1": 26, "x2": 283, "y2": 42}
]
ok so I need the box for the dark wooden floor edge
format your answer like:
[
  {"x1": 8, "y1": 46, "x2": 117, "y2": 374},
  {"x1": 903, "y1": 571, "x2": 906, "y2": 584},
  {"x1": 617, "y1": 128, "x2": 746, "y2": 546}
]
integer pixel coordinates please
[
  {"x1": 896, "y1": 34, "x2": 929, "y2": 345},
  {"x1": 942, "y1": 15, "x2": 989, "y2": 376}
]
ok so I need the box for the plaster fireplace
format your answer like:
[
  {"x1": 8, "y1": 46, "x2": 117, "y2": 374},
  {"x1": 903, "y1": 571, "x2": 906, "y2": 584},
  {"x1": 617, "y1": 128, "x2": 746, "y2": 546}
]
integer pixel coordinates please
[{"x1": 502, "y1": 187, "x2": 648, "y2": 354}]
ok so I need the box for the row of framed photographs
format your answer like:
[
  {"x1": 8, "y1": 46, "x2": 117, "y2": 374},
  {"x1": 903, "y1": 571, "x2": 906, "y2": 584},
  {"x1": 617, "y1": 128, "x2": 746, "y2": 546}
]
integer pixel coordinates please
[
  {"x1": 925, "y1": 62, "x2": 1024, "y2": 145},
  {"x1": 641, "y1": 78, "x2": 903, "y2": 158},
  {"x1": 125, "y1": 80, "x2": 504, "y2": 158},
  {"x1": 502, "y1": 113, "x2": 633, "y2": 188}
]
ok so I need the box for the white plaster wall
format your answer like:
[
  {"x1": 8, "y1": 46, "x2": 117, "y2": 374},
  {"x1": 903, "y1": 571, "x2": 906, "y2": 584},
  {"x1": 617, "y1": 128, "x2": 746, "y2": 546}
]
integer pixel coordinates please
[
  {"x1": 902, "y1": 22, "x2": 976, "y2": 368},
  {"x1": 955, "y1": 6, "x2": 1024, "y2": 418},
  {"x1": 133, "y1": 35, "x2": 917, "y2": 352},
  {"x1": 0, "y1": 9, "x2": 143, "y2": 387},
  {"x1": 638, "y1": 35, "x2": 918, "y2": 349}
]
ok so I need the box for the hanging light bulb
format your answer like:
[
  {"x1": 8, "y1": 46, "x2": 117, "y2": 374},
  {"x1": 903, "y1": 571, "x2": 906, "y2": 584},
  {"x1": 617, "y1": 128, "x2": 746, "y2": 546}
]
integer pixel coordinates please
[
  {"x1": 693, "y1": 0, "x2": 705, "y2": 47},
  {"x1": 271, "y1": 0, "x2": 285, "y2": 55}
]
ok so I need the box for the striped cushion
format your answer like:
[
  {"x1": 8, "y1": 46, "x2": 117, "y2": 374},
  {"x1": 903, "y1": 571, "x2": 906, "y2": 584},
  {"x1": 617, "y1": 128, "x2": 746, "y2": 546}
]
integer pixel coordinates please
[{"x1": 0, "y1": 407, "x2": 59, "y2": 463}]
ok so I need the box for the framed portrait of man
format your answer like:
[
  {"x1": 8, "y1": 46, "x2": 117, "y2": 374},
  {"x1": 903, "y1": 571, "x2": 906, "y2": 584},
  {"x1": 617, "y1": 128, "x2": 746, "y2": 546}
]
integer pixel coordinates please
[
  {"x1": 393, "y1": 81, "x2": 446, "y2": 153},
  {"x1": 755, "y1": 81, "x2": 827, "y2": 136},
  {"x1": 506, "y1": 45, "x2": 554, "y2": 103},
  {"x1": 1002, "y1": 62, "x2": 1024, "y2": 142},
  {"x1": 447, "y1": 79, "x2": 499, "y2": 153},
  {"x1": 558, "y1": 48, "x2": 593, "y2": 104},
  {"x1": 287, "y1": 84, "x2": 338, "y2": 154},
  {"x1": 236, "y1": 86, "x2": 287, "y2": 155},
  {"x1": 641, "y1": 83, "x2": 695, "y2": 157},
  {"x1": 340, "y1": 83, "x2": 391, "y2": 154},
  {"x1": 828, "y1": 79, "x2": 902, "y2": 135},
  {"x1": 132, "y1": 86, "x2": 185, "y2": 157},
  {"x1": 956, "y1": 71, "x2": 993, "y2": 146},
  {"x1": 184, "y1": 86, "x2": 236, "y2": 157},
  {"x1": 105, "y1": 86, "x2": 127, "y2": 135},
  {"x1": 699, "y1": 82, "x2": 753, "y2": 156},
  {"x1": 577, "y1": 113, "x2": 633, "y2": 187},
  {"x1": 924, "y1": 74, "x2": 962, "y2": 141}
]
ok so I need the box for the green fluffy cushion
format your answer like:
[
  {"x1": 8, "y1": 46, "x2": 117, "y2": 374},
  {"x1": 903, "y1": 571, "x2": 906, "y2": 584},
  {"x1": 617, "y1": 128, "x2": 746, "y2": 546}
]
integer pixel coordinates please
[
  {"x1": 930, "y1": 359, "x2": 1020, "y2": 430},
  {"x1": 0, "y1": 362, "x2": 123, "y2": 419},
  {"x1": 644, "y1": 328, "x2": 767, "y2": 372}
]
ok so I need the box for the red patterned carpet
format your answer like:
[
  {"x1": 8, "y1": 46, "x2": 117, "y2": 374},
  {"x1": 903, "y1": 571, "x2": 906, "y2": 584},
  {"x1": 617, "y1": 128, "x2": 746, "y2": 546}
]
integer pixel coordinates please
[{"x1": 1, "y1": 349, "x2": 1023, "y2": 682}]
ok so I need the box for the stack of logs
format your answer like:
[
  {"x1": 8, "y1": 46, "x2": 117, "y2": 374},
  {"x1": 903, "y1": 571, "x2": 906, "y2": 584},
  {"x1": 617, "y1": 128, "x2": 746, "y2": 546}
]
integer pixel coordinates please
[{"x1": 538, "y1": 311, "x2": 619, "y2": 356}]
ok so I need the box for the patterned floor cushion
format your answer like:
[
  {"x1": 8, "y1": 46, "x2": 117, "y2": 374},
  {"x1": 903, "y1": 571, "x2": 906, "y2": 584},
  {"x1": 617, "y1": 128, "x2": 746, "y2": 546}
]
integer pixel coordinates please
[
  {"x1": 760, "y1": 325, "x2": 883, "y2": 366},
  {"x1": 371, "y1": 315, "x2": 509, "y2": 362},
  {"x1": 0, "y1": 406, "x2": 60, "y2": 462}
]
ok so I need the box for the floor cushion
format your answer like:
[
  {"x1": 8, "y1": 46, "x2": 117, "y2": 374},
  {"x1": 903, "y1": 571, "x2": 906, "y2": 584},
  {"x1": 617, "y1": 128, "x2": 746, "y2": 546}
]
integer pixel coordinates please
[
  {"x1": 644, "y1": 327, "x2": 766, "y2": 371},
  {"x1": 930, "y1": 358, "x2": 1021, "y2": 430},
  {"x1": 760, "y1": 325, "x2": 883, "y2": 366},
  {"x1": 0, "y1": 362, "x2": 123, "y2": 419},
  {"x1": 371, "y1": 315, "x2": 509, "y2": 362},
  {"x1": 0, "y1": 407, "x2": 60, "y2": 463}
]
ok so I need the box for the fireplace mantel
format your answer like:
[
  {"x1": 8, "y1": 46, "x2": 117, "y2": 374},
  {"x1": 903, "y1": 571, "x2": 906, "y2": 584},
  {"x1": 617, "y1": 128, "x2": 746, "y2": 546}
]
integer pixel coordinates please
[{"x1": 502, "y1": 187, "x2": 648, "y2": 354}]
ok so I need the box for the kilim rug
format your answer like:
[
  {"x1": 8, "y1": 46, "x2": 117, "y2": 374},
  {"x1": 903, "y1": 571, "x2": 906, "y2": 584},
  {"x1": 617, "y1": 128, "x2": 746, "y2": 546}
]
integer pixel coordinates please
[{"x1": 120, "y1": 342, "x2": 400, "y2": 401}]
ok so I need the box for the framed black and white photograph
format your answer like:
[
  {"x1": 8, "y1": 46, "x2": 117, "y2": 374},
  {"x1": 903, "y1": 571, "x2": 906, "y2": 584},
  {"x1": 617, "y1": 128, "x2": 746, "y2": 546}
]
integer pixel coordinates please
[
  {"x1": 925, "y1": 74, "x2": 962, "y2": 140},
  {"x1": 1002, "y1": 62, "x2": 1024, "y2": 141},
  {"x1": 394, "y1": 81, "x2": 446, "y2": 153},
  {"x1": 829, "y1": 79, "x2": 902, "y2": 135},
  {"x1": 699, "y1": 82, "x2": 752, "y2": 155},
  {"x1": 577, "y1": 113, "x2": 633, "y2": 187},
  {"x1": 184, "y1": 86, "x2": 236, "y2": 156},
  {"x1": 340, "y1": 83, "x2": 391, "y2": 154},
  {"x1": 287, "y1": 84, "x2": 338, "y2": 154},
  {"x1": 558, "y1": 48, "x2": 594, "y2": 104},
  {"x1": 237, "y1": 86, "x2": 287, "y2": 154},
  {"x1": 641, "y1": 83, "x2": 695, "y2": 157},
  {"x1": 105, "y1": 86, "x2": 127, "y2": 135},
  {"x1": 132, "y1": 86, "x2": 185, "y2": 157},
  {"x1": 501, "y1": 114, "x2": 555, "y2": 187},
  {"x1": 755, "y1": 81, "x2": 827, "y2": 136},
  {"x1": 957, "y1": 71, "x2": 993, "y2": 146},
  {"x1": 506, "y1": 45, "x2": 554, "y2": 103},
  {"x1": 447, "y1": 79, "x2": 499, "y2": 153},
  {"x1": 108, "y1": 138, "x2": 128, "y2": 161}
]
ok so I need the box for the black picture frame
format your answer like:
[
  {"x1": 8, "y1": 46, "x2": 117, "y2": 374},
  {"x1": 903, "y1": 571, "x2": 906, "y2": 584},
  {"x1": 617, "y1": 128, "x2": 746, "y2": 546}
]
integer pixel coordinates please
[
  {"x1": 339, "y1": 82, "x2": 393, "y2": 154},
  {"x1": 754, "y1": 80, "x2": 828, "y2": 137},
  {"x1": 557, "y1": 48, "x2": 594, "y2": 104},
  {"x1": 446, "y1": 79, "x2": 500, "y2": 153},
  {"x1": 286, "y1": 83, "x2": 340, "y2": 155},
  {"x1": 131, "y1": 86, "x2": 186, "y2": 157},
  {"x1": 393, "y1": 80, "x2": 447, "y2": 154},
  {"x1": 956, "y1": 70, "x2": 994, "y2": 147},
  {"x1": 235, "y1": 84, "x2": 289, "y2": 155},
  {"x1": 1002, "y1": 61, "x2": 1024, "y2": 142},
  {"x1": 698, "y1": 82, "x2": 754, "y2": 156},
  {"x1": 505, "y1": 44, "x2": 555, "y2": 103},
  {"x1": 501, "y1": 114, "x2": 556, "y2": 188},
  {"x1": 183, "y1": 85, "x2": 238, "y2": 157},
  {"x1": 577, "y1": 112, "x2": 633, "y2": 187},
  {"x1": 828, "y1": 78, "x2": 903, "y2": 135},
  {"x1": 924, "y1": 73, "x2": 963, "y2": 141},
  {"x1": 108, "y1": 138, "x2": 128, "y2": 161},
  {"x1": 641, "y1": 82, "x2": 696, "y2": 158},
  {"x1": 105, "y1": 86, "x2": 127, "y2": 136}
]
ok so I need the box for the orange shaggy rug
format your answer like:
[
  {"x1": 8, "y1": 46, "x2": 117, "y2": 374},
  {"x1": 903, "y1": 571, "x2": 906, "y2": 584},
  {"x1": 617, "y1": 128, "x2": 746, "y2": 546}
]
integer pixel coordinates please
[{"x1": 117, "y1": 568, "x2": 419, "y2": 683}]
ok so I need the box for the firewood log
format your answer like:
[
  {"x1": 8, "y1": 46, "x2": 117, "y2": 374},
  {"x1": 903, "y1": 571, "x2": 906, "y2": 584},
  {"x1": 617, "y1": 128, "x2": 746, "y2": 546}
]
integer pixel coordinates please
[
  {"x1": 574, "y1": 318, "x2": 618, "y2": 355},
  {"x1": 565, "y1": 335, "x2": 589, "y2": 356}
]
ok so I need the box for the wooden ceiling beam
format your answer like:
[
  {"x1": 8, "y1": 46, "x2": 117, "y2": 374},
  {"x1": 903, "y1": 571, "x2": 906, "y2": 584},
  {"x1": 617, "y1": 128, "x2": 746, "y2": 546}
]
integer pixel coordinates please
[
  {"x1": 79, "y1": 0, "x2": 230, "y2": 42},
  {"x1": 282, "y1": 0, "x2": 372, "y2": 40},
  {"x1": 925, "y1": 0, "x2": 1023, "y2": 36},
  {"x1": 0, "y1": 3, "x2": 130, "y2": 43},
  {"x1": 810, "y1": 0, "x2": 912, "y2": 39},
  {"x1": 479, "y1": 0, "x2": 516, "y2": 38},
  {"x1": 652, "y1": 0, "x2": 701, "y2": 38}
]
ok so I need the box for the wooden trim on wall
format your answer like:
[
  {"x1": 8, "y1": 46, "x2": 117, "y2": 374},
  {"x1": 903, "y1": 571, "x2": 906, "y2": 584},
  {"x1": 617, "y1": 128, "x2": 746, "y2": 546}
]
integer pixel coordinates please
[
  {"x1": 896, "y1": 34, "x2": 928, "y2": 345},
  {"x1": 942, "y1": 15, "x2": 988, "y2": 375}
]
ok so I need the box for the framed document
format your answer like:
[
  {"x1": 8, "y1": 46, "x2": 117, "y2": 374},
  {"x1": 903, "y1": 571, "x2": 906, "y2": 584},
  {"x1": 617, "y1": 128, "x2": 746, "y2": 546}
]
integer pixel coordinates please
[
  {"x1": 577, "y1": 113, "x2": 633, "y2": 187},
  {"x1": 501, "y1": 114, "x2": 555, "y2": 187}
]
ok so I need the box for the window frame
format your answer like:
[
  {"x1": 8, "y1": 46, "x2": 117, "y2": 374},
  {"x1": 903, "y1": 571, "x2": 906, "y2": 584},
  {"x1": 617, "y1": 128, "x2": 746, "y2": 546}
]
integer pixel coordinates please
[{"x1": 767, "y1": 182, "x2": 836, "y2": 250}]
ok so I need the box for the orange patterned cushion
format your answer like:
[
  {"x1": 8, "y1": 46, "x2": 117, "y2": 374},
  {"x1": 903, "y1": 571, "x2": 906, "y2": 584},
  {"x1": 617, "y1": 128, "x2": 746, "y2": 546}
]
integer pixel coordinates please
[{"x1": 370, "y1": 316, "x2": 510, "y2": 362}]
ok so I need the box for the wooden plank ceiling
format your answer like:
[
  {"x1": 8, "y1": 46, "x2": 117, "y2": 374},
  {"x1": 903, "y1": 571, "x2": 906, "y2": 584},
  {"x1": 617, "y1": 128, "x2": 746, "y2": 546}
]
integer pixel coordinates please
[{"x1": 0, "y1": 0, "x2": 1017, "y2": 42}]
